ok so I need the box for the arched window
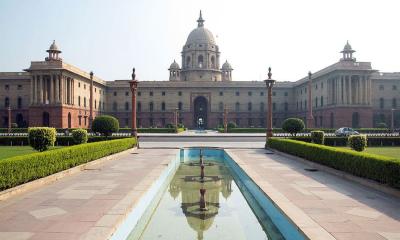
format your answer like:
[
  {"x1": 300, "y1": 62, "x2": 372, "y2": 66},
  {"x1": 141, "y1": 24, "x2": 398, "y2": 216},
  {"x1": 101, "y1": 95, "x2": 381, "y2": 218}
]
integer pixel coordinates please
[
  {"x1": 84, "y1": 97, "x2": 87, "y2": 107},
  {"x1": 248, "y1": 102, "x2": 252, "y2": 111},
  {"x1": 260, "y1": 102, "x2": 265, "y2": 112},
  {"x1": 321, "y1": 96, "x2": 324, "y2": 107},
  {"x1": 5, "y1": 97, "x2": 9, "y2": 108},
  {"x1": 235, "y1": 102, "x2": 240, "y2": 111},
  {"x1": 137, "y1": 102, "x2": 142, "y2": 112},
  {"x1": 95, "y1": 100, "x2": 97, "y2": 109},
  {"x1": 125, "y1": 102, "x2": 129, "y2": 111},
  {"x1": 392, "y1": 98, "x2": 397, "y2": 108},
  {"x1": 178, "y1": 102, "x2": 183, "y2": 111},
  {"x1": 17, "y1": 97, "x2": 22, "y2": 109},
  {"x1": 78, "y1": 96, "x2": 81, "y2": 106},
  {"x1": 380, "y1": 98, "x2": 384, "y2": 109},
  {"x1": 186, "y1": 56, "x2": 191, "y2": 68},
  {"x1": 211, "y1": 56, "x2": 215, "y2": 68},
  {"x1": 315, "y1": 97, "x2": 318, "y2": 108},
  {"x1": 149, "y1": 102, "x2": 154, "y2": 112},
  {"x1": 198, "y1": 55, "x2": 204, "y2": 68},
  {"x1": 284, "y1": 102, "x2": 289, "y2": 111},
  {"x1": 113, "y1": 102, "x2": 118, "y2": 111},
  {"x1": 352, "y1": 112, "x2": 359, "y2": 128},
  {"x1": 161, "y1": 102, "x2": 166, "y2": 111},
  {"x1": 219, "y1": 102, "x2": 223, "y2": 111}
]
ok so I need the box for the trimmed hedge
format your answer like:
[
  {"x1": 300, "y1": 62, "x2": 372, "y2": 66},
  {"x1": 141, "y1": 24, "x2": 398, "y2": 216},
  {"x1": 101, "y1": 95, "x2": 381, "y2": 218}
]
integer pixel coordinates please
[
  {"x1": 311, "y1": 131, "x2": 324, "y2": 145},
  {"x1": 92, "y1": 115, "x2": 119, "y2": 136},
  {"x1": 291, "y1": 136, "x2": 400, "y2": 147},
  {"x1": 267, "y1": 138, "x2": 400, "y2": 189},
  {"x1": 348, "y1": 135, "x2": 367, "y2": 151},
  {"x1": 0, "y1": 136, "x2": 129, "y2": 146},
  {"x1": 71, "y1": 129, "x2": 88, "y2": 144},
  {"x1": 28, "y1": 127, "x2": 56, "y2": 152},
  {"x1": 137, "y1": 128, "x2": 185, "y2": 133},
  {"x1": 0, "y1": 138, "x2": 136, "y2": 190}
]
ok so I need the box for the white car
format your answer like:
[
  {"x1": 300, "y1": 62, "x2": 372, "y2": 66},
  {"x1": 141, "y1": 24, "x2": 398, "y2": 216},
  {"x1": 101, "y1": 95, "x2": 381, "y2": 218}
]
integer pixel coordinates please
[{"x1": 335, "y1": 127, "x2": 359, "y2": 137}]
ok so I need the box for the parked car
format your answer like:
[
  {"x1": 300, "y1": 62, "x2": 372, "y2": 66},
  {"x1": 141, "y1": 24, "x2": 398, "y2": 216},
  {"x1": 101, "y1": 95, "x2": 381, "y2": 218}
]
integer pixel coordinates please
[{"x1": 335, "y1": 127, "x2": 359, "y2": 137}]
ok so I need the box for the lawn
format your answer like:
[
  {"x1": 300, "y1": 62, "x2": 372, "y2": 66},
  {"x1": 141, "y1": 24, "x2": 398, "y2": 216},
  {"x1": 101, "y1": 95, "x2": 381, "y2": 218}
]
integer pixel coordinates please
[
  {"x1": 0, "y1": 146, "x2": 63, "y2": 159},
  {"x1": 340, "y1": 146, "x2": 400, "y2": 159}
]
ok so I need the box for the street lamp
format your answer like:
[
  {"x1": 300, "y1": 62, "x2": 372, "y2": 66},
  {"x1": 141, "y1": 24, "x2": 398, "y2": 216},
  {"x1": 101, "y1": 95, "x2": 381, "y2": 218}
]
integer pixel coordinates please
[
  {"x1": 307, "y1": 71, "x2": 314, "y2": 129},
  {"x1": 223, "y1": 104, "x2": 228, "y2": 133},
  {"x1": 7, "y1": 106, "x2": 11, "y2": 134},
  {"x1": 264, "y1": 67, "x2": 276, "y2": 140},
  {"x1": 129, "y1": 68, "x2": 139, "y2": 138}
]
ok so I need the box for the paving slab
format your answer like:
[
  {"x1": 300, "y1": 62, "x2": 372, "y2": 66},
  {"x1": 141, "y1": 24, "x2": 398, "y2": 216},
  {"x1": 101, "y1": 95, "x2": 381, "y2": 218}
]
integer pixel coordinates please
[
  {"x1": 227, "y1": 149, "x2": 400, "y2": 240},
  {"x1": 0, "y1": 148, "x2": 179, "y2": 240}
]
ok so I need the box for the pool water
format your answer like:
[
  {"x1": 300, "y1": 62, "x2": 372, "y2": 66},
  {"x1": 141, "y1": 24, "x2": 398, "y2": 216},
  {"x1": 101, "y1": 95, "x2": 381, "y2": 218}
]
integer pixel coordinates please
[{"x1": 123, "y1": 148, "x2": 306, "y2": 240}]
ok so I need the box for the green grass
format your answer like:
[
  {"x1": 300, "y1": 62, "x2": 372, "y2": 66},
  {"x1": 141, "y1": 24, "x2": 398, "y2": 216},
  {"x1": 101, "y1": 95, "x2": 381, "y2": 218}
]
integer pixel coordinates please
[
  {"x1": 340, "y1": 146, "x2": 400, "y2": 159},
  {"x1": 0, "y1": 146, "x2": 63, "y2": 159}
]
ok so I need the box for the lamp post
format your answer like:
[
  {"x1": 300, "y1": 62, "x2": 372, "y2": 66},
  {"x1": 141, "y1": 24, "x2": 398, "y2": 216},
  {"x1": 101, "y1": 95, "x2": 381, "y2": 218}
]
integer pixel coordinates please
[
  {"x1": 7, "y1": 106, "x2": 11, "y2": 134},
  {"x1": 306, "y1": 71, "x2": 314, "y2": 129},
  {"x1": 264, "y1": 67, "x2": 276, "y2": 141},
  {"x1": 223, "y1": 104, "x2": 228, "y2": 133},
  {"x1": 174, "y1": 108, "x2": 179, "y2": 133},
  {"x1": 89, "y1": 71, "x2": 94, "y2": 128},
  {"x1": 129, "y1": 68, "x2": 139, "y2": 138}
]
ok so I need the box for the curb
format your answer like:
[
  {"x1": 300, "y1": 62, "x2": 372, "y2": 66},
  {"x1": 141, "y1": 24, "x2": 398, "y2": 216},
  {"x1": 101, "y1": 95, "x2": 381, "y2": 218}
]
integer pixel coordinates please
[
  {"x1": 271, "y1": 149, "x2": 400, "y2": 199},
  {"x1": 0, "y1": 147, "x2": 137, "y2": 201}
]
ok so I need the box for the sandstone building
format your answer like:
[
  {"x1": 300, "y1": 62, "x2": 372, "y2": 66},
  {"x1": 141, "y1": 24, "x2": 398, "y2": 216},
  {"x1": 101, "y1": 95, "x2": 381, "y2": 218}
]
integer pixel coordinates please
[{"x1": 1, "y1": 12, "x2": 399, "y2": 129}]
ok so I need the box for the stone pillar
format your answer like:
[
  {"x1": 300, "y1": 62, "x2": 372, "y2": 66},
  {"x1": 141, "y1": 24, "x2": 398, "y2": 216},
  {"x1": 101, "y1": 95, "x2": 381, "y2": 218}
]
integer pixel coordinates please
[
  {"x1": 71, "y1": 78, "x2": 74, "y2": 105},
  {"x1": 55, "y1": 75, "x2": 59, "y2": 103},
  {"x1": 49, "y1": 75, "x2": 54, "y2": 104},
  {"x1": 60, "y1": 74, "x2": 64, "y2": 104},
  {"x1": 39, "y1": 75, "x2": 43, "y2": 104},
  {"x1": 30, "y1": 75, "x2": 34, "y2": 104}
]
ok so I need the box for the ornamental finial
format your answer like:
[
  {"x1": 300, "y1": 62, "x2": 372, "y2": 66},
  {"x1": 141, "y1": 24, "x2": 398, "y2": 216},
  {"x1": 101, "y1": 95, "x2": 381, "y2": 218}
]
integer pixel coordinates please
[
  {"x1": 132, "y1": 68, "x2": 136, "y2": 80},
  {"x1": 268, "y1": 67, "x2": 272, "y2": 79},
  {"x1": 197, "y1": 10, "x2": 204, "y2": 27}
]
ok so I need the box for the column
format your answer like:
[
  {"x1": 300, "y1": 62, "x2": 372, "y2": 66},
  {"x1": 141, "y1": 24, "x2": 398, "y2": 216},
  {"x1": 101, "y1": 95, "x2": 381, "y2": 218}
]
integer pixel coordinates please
[
  {"x1": 339, "y1": 76, "x2": 343, "y2": 104},
  {"x1": 349, "y1": 76, "x2": 352, "y2": 104},
  {"x1": 49, "y1": 75, "x2": 54, "y2": 104},
  {"x1": 60, "y1": 74, "x2": 64, "y2": 104},
  {"x1": 55, "y1": 75, "x2": 59, "y2": 103},
  {"x1": 39, "y1": 75, "x2": 43, "y2": 104},
  {"x1": 30, "y1": 75, "x2": 34, "y2": 104}
]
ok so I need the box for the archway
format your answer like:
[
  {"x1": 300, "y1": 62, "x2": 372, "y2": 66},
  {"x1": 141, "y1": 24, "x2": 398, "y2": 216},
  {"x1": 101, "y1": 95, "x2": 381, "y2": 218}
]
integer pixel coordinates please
[
  {"x1": 16, "y1": 114, "x2": 24, "y2": 127},
  {"x1": 43, "y1": 112, "x2": 50, "y2": 127},
  {"x1": 193, "y1": 96, "x2": 208, "y2": 129},
  {"x1": 68, "y1": 113, "x2": 72, "y2": 128}
]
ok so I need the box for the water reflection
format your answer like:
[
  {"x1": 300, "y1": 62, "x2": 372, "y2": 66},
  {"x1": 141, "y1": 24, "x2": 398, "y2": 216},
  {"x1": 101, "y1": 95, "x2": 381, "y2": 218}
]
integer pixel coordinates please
[{"x1": 168, "y1": 160, "x2": 233, "y2": 240}]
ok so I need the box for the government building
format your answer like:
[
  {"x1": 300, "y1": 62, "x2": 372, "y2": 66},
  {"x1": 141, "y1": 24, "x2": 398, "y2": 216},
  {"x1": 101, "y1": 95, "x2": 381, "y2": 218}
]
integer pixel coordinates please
[{"x1": 1, "y1": 12, "x2": 399, "y2": 129}]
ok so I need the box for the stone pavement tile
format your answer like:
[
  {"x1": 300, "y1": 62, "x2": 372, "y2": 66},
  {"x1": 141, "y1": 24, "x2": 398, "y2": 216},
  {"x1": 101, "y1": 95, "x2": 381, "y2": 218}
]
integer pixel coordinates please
[
  {"x1": 309, "y1": 213, "x2": 349, "y2": 223},
  {"x1": 95, "y1": 214, "x2": 123, "y2": 227},
  {"x1": 0, "y1": 232, "x2": 33, "y2": 240},
  {"x1": 379, "y1": 232, "x2": 400, "y2": 240},
  {"x1": 79, "y1": 226, "x2": 115, "y2": 240},
  {"x1": 333, "y1": 232, "x2": 386, "y2": 240},
  {"x1": 29, "y1": 232, "x2": 80, "y2": 240},
  {"x1": 346, "y1": 207, "x2": 382, "y2": 219},
  {"x1": 29, "y1": 207, "x2": 67, "y2": 219},
  {"x1": 320, "y1": 221, "x2": 363, "y2": 233},
  {"x1": 43, "y1": 221, "x2": 95, "y2": 233}
]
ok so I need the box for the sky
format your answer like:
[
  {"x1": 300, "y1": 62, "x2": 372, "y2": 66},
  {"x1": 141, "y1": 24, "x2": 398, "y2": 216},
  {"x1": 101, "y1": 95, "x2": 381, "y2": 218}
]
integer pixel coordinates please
[{"x1": 0, "y1": 0, "x2": 399, "y2": 82}]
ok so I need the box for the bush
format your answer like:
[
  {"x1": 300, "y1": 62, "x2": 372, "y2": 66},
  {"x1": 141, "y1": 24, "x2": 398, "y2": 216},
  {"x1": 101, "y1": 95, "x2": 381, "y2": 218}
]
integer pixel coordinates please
[
  {"x1": 92, "y1": 115, "x2": 119, "y2": 136},
  {"x1": 348, "y1": 135, "x2": 367, "y2": 152},
  {"x1": 311, "y1": 131, "x2": 325, "y2": 144},
  {"x1": 71, "y1": 129, "x2": 88, "y2": 144},
  {"x1": 282, "y1": 118, "x2": 305, "y2": 136},
  {"x1": 28, "y1": 127, "x2": 56, "y2": 152},
  {"x1": 227, "y1": 122, "x2": 237, "y2": 129},
  {"x1": 0, "y1": 138, "x2": 136, "y2": 190},
  {"x1": 267, "y1": 138, "x2": 400, "y2": 189},
  {"x1": 177, "y1": 123, "x2": 185, "y2": 129},
  {"x1": 376, "y1": 122, "x2": 388, "y2": 128}
]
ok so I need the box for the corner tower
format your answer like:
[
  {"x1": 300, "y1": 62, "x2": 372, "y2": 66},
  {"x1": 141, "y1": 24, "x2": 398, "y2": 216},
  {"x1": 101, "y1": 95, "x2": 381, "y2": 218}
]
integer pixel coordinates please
[{"x1": 180, "y1": 11, "x2": 222, "y2": 81}]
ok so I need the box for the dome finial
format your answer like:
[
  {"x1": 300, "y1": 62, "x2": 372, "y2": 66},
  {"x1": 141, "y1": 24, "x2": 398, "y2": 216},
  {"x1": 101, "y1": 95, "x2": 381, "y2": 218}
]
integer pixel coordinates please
[{"x1": 197, "y1": 10, "x2": 204, "y2": 27}]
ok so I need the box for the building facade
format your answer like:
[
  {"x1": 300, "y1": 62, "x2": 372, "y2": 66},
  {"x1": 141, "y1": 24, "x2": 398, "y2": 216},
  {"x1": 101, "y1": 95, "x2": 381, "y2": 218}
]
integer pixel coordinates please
[{"x1": 1, "y1": 13, "x2": 399, "y2": 129}]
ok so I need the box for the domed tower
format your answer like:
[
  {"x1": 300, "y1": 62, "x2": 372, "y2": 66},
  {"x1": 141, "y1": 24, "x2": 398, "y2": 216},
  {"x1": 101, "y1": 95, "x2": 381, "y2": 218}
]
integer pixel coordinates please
[
  {"x1": 340, "y1": 41, "x2": 356, "y2": 61},
  {"x1": 45, "y1": 40, "x2": 62, "y2": 61},
  {"x1": 180, "y1": 11, "x2": 222, "y2": 81},
  {"x1": 221, "y1": 60, "x2": 233, "y2": 81},
  {"x1": 168, "y1": 60, "x2": 181, "y2": 81}
]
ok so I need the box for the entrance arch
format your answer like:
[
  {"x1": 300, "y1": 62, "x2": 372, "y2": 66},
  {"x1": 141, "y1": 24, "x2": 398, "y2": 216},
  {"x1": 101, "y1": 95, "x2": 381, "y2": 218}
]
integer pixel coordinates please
[
  {"x1": 68, "y1": 113, "x2": 72, "y2": 128},
  {"x1": 193, "y1": 96, "x2": 208, "y2": 129},
  {"x1": 43, "y1": 112, "x2": 50, "y2": 127}
]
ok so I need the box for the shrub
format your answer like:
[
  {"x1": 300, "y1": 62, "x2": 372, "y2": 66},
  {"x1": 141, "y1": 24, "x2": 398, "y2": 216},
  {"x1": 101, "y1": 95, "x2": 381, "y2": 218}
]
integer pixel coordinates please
[
  {"x1": 28, "y1": 127, "x2": 56, "y2": 152},
  {"x1": 177, "y1": 123, "x2": 185, "y2": 129},
  {"x1": 282, "y1": 118, "x2": 305, "y2": 136},
  {"x1": 71, "y1": 129, "x2": 88, "y2": 144},
  {"x1": 267, "y1": 138, "x2": 400, "y2": 189},
  {"x1": 227, "y1": 122, "x2": 237, "y2": 129},
  {"x1": 376, "y1": 122, "x2": 388, "y2": 128},
  {"x1": 311, "y1": 131, "x2": 325, "y2": 144},
  {"x1": 92, "y1": 115, "x2": 119, "y2": 136},
  {"x1": 348, "y1": 135, "x2": 367, "y2": 152},
  {"x1": 0, "y1": 138, "x2": 136, "y2": 190}
]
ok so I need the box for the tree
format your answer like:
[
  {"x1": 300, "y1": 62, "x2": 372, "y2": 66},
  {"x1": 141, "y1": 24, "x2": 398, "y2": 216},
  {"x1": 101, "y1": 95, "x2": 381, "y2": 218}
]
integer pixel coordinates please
[
  {"x1": 92, "y1": 115, "x2": 119, "y2": 136},
  {"x1": 282, "y1": 118, "x2": 305, "y2": 136}
]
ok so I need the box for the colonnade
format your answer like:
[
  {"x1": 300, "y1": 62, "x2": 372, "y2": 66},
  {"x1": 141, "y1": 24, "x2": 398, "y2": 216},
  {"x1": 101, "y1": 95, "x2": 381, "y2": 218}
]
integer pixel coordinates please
[
  {"x1": 30, "y1": 73, "x2": 74, "y2": 105},
  {"x1": 328, "y1": 75, "x2": 371, "y2": 105}
]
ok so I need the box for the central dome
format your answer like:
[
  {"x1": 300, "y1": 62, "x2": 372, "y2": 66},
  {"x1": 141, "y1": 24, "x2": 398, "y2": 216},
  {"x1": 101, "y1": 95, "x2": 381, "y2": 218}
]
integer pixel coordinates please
[{"x1": 185, "y1": 11, "x2": 215, "y2": 46}]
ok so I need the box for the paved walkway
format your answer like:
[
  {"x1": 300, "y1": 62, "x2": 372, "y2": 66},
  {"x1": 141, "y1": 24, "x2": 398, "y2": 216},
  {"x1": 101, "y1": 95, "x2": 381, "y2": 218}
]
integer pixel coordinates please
[
  {"x1": 227, "y1": 149, "x2": 400, "y2": 240},
  {"x1": 0, "y1": 148, "x2": 179, "y2": 240}
]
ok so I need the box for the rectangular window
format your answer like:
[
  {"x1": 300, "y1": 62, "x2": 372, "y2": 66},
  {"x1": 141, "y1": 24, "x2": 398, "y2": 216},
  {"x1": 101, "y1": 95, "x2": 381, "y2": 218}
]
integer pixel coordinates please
[
  {"x1": 178, "y1": 91, "x2": 182, "y2": 96},
  {"x1": 125, "y1": 91, "x2": 129, "y2": 96},
  {"x1": 284, "y1": 92, "x2": 288, "y2": 96},
  {"x1": 248, "y1": 91, "x2": 252, "y2": 96},
  {"x1": 272, "y1": 102, "x2": 276, "y2": 111},
  {"x1": 78, "y1": 82, "x2": 81, "y2": 88},
  {"x1": 321, "y1": 82, "x2": 324, "y2": 89},
  {"x1": 138, "y1": 91, "x2": 141, "y2": 96},
  {"x1": 5, "y1": 85, "x2": 9, "y2": 90},
  {"x1": 272, "y1": 91, "x2": 276, "y2": 96},
  {"x1": 219, "y1": 91, "x2": 223, "y2": 96},
  {"x1": 114, "y1": 91, "x2": 117, "y2": 96},
  {"x1": 84, "y1": 84, "x2": 86, "y2": 89},
  {"x1": 17, "y1": 85, "x2": 22, "y2": 90},
  {"x1": 162, "y1": 91, "x2": 166, "y2": 96},
  {"x1": 260, "y1": 92, "x2": 264, "y2": 96},
  {"x1": 150, "y1": 91, "x2": 153, "y2": 96},
  {"x1": 393, "y1": 85, "x2": 397, "y2": 90},
  {"x1": 236, "y1": 91, "x2": 240, "y2": 96}
]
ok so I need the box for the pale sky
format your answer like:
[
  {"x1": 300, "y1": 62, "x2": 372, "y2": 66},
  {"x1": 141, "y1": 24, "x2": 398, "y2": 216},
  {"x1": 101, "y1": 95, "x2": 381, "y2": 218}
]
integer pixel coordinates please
[{"x1": 0, "y1": 0, "x2": 399, "y2": 82}]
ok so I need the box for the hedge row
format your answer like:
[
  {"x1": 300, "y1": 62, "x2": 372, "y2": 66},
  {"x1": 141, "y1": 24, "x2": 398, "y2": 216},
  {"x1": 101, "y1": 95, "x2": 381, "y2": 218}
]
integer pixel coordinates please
[
  {"x1": 290, "y1": 136, "x2": 400, "y2": 146},
  {"x1": 0, "y1": 136, "x2": 129, "y2": 146},
  {"x1": 215, "y1": 128, "x2": 393, "y2": 133},
  {"x1": 267, "y1": 138, "x2": 400, "y2": 189},
  {"x1": 0, "y1": 138, "x2": 136, "y2": 190}
]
